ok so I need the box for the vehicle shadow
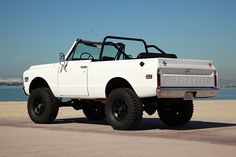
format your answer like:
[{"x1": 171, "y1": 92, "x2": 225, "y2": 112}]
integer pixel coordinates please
[
  {"x1": 138, "y1": 118, "x2": 236, "y2": 131},
  {"x1": 54, "y1": 117, "x2": 236, "y2": 131},
  {"x1": 54, "y1": 118, "x2": 108, "y2": 125}
]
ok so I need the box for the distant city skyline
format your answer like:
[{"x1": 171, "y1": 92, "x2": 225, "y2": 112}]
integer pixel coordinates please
[{"x1": 0, "y1": 0, "x2": 235, "y2": 80}]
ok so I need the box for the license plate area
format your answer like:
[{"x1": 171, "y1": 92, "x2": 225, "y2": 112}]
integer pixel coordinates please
[{"x1": 184, "y1": 92, "x2": 193, "y2": 100}]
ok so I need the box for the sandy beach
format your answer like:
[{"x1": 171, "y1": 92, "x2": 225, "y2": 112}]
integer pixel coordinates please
[{"x1": 0, "y1": 100, "x2": 236, "y2": 157}]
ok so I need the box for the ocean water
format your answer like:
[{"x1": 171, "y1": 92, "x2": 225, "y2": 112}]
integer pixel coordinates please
[
  {"x1": 197, "y1": 88, "x2": 236, "y2": 100},
  {"x1": 0, "y1": 86, "x2": 236, "y2": 101},
  {"x1": 0, "y1": 86, "x2": 27, "y2": 101}
]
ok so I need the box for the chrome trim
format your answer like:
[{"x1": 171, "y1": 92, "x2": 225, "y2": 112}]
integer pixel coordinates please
[{"x1": 157, "y1": 87, "x2": 218, "y2": 99}]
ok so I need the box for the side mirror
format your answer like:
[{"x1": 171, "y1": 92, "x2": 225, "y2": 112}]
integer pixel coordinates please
[{"x1": 59, "y1": 53, "x2": 65, "y2": 65}]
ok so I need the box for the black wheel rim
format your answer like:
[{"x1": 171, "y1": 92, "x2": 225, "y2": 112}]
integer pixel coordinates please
[
  {"x1": 160, "y1": 104, "x2": 183, "y2": 120},
  {"x1": 88, "y1": 105, "x2": 102, "y2": 116},
  {"x1": 163, "y1": 106, "x2": 180, "y2": 117},
  {"x1": 112, "y1": 100, "x2": 127, "y2": 121},
  {"x1": 33, "y1": 98, "x2": 45, "y2": 116},
  {"x1": 165, "y1": 106, "x2": 179, "y2": 116},
  {"x1": 92, "y1": 105, "x2": 100, "y2": 113}
]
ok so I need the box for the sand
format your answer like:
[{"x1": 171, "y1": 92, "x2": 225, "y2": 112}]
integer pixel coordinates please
[
  {"x1": 1, "y1": 100, "x2": 235, "y2": 121},
  {"x1": 0, "y1": 100, "x2": 236, "y2": 157}
]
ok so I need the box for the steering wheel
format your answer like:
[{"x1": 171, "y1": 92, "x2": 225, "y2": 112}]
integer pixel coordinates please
[{"x1": 80, "y1": 52, "x2": 94, "y2": 60}]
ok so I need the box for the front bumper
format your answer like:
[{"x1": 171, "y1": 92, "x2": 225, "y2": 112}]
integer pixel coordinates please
[
  {"x1": 157, "y1": 87, "x2": 218, "y2": 99},
  {"x1": 22, "y1": 87, "x2": 28, "y2": 96}
]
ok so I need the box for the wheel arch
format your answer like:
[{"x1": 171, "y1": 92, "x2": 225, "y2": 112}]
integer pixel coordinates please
[
  {"x1": 29, "y1": 77, "x2": 50, "y2": 93},
  {"x1": 105, "y1": 77, "x2": 134, "y2": 97}
]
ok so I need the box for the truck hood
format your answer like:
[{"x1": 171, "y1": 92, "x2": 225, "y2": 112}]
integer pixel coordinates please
[{"x1": 29, "y1": 63, "x2": 58, "y2": 70}]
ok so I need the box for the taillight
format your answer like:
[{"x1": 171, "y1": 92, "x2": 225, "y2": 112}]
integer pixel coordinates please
[
  {"x1": 214, "y1": 71, "x2": 218, "y2": 88},
  {"x1": 157, "y1": 73, "x2": 161, "y2": 88}
]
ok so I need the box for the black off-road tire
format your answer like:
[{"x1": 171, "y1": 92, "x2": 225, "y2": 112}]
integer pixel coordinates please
[
  {"x1": 157, "y1": 100, "x2": 193, "y2": 126},
  {"x1": 83, "y1": 102, "x2": 106, "y2": 121},
  {"x1": 105, "y1": 88, "x2": 143, "y2": 130},
  {"x1": 27, "y1": 87, "x2": 59, "y2": 124}
]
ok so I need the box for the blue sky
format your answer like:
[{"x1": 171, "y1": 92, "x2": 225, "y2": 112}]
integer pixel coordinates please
[{"x1": 0, "y1": 0, "x2": 235, "y2": 80}]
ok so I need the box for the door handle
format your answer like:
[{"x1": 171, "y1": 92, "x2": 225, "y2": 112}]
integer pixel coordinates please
[{"x1": 80, "y1": 66, "x2": 87, "y2": 69}]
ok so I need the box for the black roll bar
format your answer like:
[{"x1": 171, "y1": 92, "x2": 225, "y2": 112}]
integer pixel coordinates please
[
  {"x1": 146, "y1": 45, "x2": 166, "y2": 54},
  {"x1": 99, "y1": 36, "x2": 149, "y2": 59}
]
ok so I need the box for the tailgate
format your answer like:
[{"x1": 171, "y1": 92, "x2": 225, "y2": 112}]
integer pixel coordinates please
[
  {"x1": 157, "y1": 58, "x2": 218, "y2": 99},
  {"x1": 158, "y1": 58, "x2": 217, "y2": 88}
]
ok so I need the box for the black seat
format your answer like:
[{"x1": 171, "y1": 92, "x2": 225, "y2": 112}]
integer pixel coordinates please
[
  {"x1": 101, "y1": 56, "x2": 115, "y2": 61},
  {"x1": 137, "y1": 52, "x2": 177, "y2": 59}
]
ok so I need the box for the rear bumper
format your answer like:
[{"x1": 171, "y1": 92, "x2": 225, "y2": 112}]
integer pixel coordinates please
[{"x1": 156, "y1": 87, "x2": 218, "y2": 99}]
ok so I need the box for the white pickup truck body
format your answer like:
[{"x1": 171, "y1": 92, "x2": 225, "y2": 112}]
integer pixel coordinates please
[
  {"x1": 23, "y1": 36, "x2": 218, "y2": 130},
  {"x1": 24, "y1": 58, "x2": 217, "y2": 99}
]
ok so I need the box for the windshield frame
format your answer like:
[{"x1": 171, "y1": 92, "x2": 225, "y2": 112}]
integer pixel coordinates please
[{"x1": 66, "y1": 39, "x2": 127, "y2": 61}]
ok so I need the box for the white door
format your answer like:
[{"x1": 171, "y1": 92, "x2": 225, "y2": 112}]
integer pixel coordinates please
[{"x1": 58, "y1": 60, "x2": 91, "y2": 96}]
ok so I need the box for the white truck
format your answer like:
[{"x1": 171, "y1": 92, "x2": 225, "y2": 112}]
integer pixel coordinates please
[{"x1": 23, "y1": 36, "x2": 218, "y2": 130}]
